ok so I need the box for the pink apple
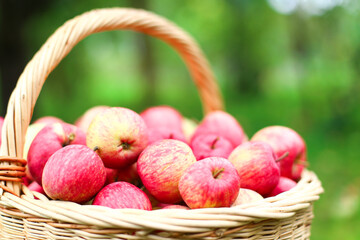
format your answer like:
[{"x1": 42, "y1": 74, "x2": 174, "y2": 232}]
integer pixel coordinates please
[
  {"x1": 251, "y1": 126, "x2": 307, "y2": 181},
  {"x1": 228, "y1": 141, "x2": 280, "y2": 196},
  {"x1": 104, "y1": 168, "x2": 118, "y2": 186},
  {"x1": 23, "y1": 123, "x2": 46, "y2": 160},
  {"x1": 22, "y1": 176, "x2": 32, "y2": 187},
  {"x1": 161, "y1": 204, "x2": 190, "y2": 210},
  {"x1": 27, "y1": 122, "x2": 86, "y2": 185},
  {"x1": 231, "y1": 188, "x2": 264, "y2": 207},
  {"x1": 28, "y1": 181, "x2": 46, "y2": 195},
  {"x1": 267, "y1": 176, "x2": 297, "y2": 197},
  {"x1": 25, "y1": 166, "x2": 34, "y2": 183},
  {"x1": 117, "y1": 163, "x2": 141, "y2": 186},
  {"x1": 33, "y1": 116, "x2": 63, "y2": 125},
  {"x1": 75, "y1": 105, "x2": 109, "y2": 133},
  {"x1": 140, "y1": 105, "x2": 183, "y2": 131},
  {"x1": 147, "y1": 127, "x2": 186, "y2": 145},
  {"x1": 182, "y1": 117, "x2": 198, "y2": 143},
  {"x1": 179, "y1": 157, "x2": 240, "y2": 209},
  {"x1": 93, "y1": 181, "x2": 152, "y2": 210},
  {"x1": 141, "y1": 187, "x2": 161, "y2": 209},
  {"x1": 86, "y1": 107, "x2": 148, "y2": 169},
  {"x1": 42, "y1": 145, "x2": 106, "y2": 203},
  {"x1": 191, "y1": 111, "x2": 246, "y2": 148},
  {"x1": 190, "y1": 133, "x2": 234, "y2": 160},
  {"x1": 137, "y1": 139, "x2": 196, "y2": 204}
]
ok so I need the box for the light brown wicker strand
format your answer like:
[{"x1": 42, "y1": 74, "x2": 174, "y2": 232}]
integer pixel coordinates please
[{"x1": 0, "y1": 8, "x2": 223, "y2": 196}]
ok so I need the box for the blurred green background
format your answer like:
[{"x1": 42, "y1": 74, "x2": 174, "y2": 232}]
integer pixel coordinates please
[{"x1": 1, "y1": 0, "x2": 360, "y2": 239}]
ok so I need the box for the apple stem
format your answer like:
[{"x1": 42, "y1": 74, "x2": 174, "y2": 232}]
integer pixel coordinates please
[
  {"x1": 119, "y1": 142, "x2": 131, "y2": 150},
  {"x1": 276, "y1": 152, "x2": 289, "y2": 163},
  {"x1": 211, "y1": 137, "x2": 220, "y2": 150},
  {"x1": 212, "y1": 168, "x2": 224, "y2": 179},
  {"x1": 93, "y1": 146, "x2": 99, "y2": 152},
  {"x1": 63, "y1": 133, "x2": 76, "y2": 146}
]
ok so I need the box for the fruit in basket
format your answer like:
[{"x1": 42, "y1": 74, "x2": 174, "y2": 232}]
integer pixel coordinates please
[
  {"x1": 33, "y1": 116, "x2": 64, "y2": 125},
  {"x1": 267, "y1": 176, "x2": 297, "y2": 197},
  {"x1": 137, "y1": 139, "x2": 196, "y2": 204},
  {"x1": 140, "y1": 105, "x2": 183, "y2": 131},
  {"x1": 104, "y1": 168, "x2": 118, "y2": 186},
  {"x1": 75, "y1": 105, "x2": 109, "y2": 133},
  {"x1": 93, "y1": 181, "x2": 152, "y2": 210},
  {"x1": 23, "y1": 123, "x2": 47, "y2": 183},
  {"x1": 141, "y1": 106, "x2": 186, "y2": 144},
  {"x1": 191, "y1": 111, "x2": 246, "y2": 148},
  {"x1": 117, "y1": 163, "x2": 141, "y2": 186},
  {"x1": 160, "y1": 204, "x2": 190, "y2": 210},
  {"x1": 42, "y1": 145, "x2": 106, "y2": 203},
  {"x1": 28, "y1": 181, "x2": 46, "y2": 195},
  {"x1": 231, "y1": 188, "x2": 264, "y2": 207},
  {"x1": 147, "y1": 127, "x2": 186, "y2": 145},
  {"x1": 22, "y1": 176, "x2": 32, "y2": 187},
  {"x1": 179, "y1": 157, "x2": 240, "y2": 209},
  {"x1": 87, "y1": 107, "x2": 148, "y2": 169},
  {"x1": 27, "y1": 122, "x2": 86, "y2": 185},
  {"x1": 251, "y1": 126, "x2": 307, "y2": 181},
  {"x1": 23, "y1": 123, "x2": 46, "y2": 159},
  {"x1": 0, "y1": 116, "x2": 4, "y2": 147},
  {"x1": 182, "y1": 117, "x2": 198, "y2": 142},
  {"x1": 228, "y1": 141, "x2": 280, "y2": 196},
  {"x1": 190, "y1": 133, "x2": 234, "y2": 160}
]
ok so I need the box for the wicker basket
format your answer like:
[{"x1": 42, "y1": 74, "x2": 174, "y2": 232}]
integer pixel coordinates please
[{"x1": 0, "y1": 8, "x2": 323, "y2": 240}]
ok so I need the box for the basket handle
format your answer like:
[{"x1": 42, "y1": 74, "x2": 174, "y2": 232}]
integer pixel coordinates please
[{"x1": 0, "y1": 8, "x2": 224, "y2": 195}]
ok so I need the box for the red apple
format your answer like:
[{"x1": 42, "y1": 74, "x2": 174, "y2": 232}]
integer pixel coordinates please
[
  {"x1": 231, "y1": 188, "x2": 264, "y2": 207},
  {"x1": 141, "y1": 187, "x2": 161, "y2": 209},
  {"x1": 137, "y1": 139, "x2": 196, "y2": 204},
  {"x1": 104, "y1": 168, "x2": 118, "y2": 186},
  {"x1": 190, "y1": 133, "x2": 234, "y2": 160},
  {"x1": 23, "y1": 123, "x2": 46, "y2": 160},
  {"x1": 22, "y1": 176, "x2": 32, "y2": 187},
  {"x1": 251, "y1": 126, "x2": 307, "y2": 181},
  {"x1": 0, "y1": 116, "x2": 4, "y2": 147},
  {"x1": 117, "y1": 163, "x2": 141, "y2": 187},
  {"x1": 93, "y1": 181, "x2": 152, "y2": 210},
  {"x1": 147, "y1": 127, "x2": 186, "y2": 145},
  {"x1": 228, "y1": 141, "x2": 280, "y2": 196},
  {"x1": 28, "y1": 181, "x2": 46, "y2": 195},
  {"x1": 182, "y1": 117, "x2": 198, "y2": 143},
  {"x1": 86, "y1": 107, "x2": 148, "y2": 169},
  {"x1": 27, "y1": 122, "x2": 86, "y2": 185},
  {"x1": 140, "y1": 105, "x2": 183, "y2": 131},
  {"x1": 75, "y1": 105, "x2": 109, "y2": 133},
  {"x1": 42, "y1": 145, "x2": 106, "y2": 203},
  {"x1": 267, "y1": 176, "x2": 297, "y2": 197},
  {"x1": 160, "y1": 204, "x2": 190, "y2": 210},
  {"x1": 191, "y1": 111, "x2": 245, "y2": 148},
  {"x1": 33, "y1": 116, "x2": 63, "y2": 125},
  {"x1": 179, "y1": 157, "x2": 240, "y2": 209}
]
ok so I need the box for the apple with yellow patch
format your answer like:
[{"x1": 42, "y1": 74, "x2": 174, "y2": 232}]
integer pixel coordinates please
[
  {"x1": 137, "y1": 139, "x2": 196, "y2": 204},
  {"x1": 87, "y1": 107, "x2": 148, "y2": 169}
]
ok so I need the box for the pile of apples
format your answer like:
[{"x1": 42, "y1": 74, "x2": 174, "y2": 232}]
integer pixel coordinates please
[{"x1": 0, "y1": 105, "x2": 307, "y2": 210}]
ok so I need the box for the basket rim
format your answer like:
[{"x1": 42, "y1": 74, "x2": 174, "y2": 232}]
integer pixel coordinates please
[{"x1": 0, "y1": 169, "x2": 323, "y2": 233}]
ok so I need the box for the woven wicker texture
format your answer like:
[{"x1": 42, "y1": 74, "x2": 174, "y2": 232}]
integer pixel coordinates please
[{"x1": 0, "y1": 8, "x2": 323, "y2": 239}]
